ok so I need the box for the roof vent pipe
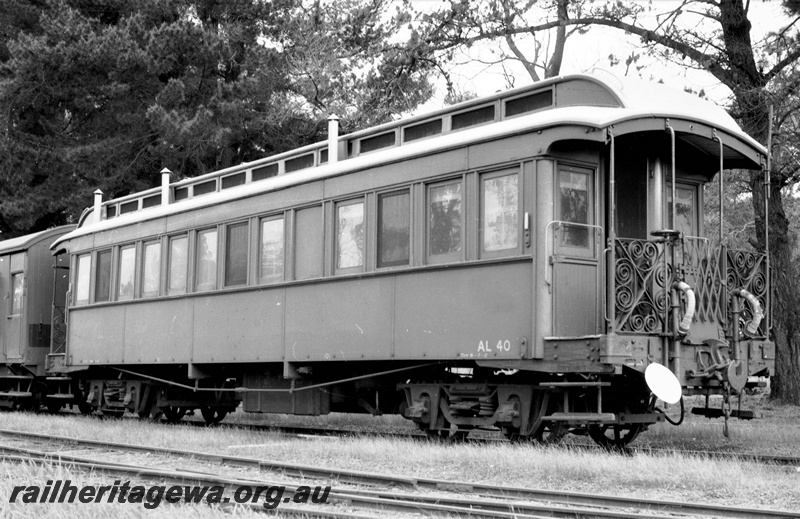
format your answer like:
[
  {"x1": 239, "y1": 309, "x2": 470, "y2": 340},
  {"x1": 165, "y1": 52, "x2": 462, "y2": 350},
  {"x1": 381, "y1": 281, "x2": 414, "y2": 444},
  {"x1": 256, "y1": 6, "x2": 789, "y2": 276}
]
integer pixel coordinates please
[
  {"x1": 161, "y1": 168, "x2": 172, "y2": 206},
  {"x1": 93, "y1": 189, "x2": 103, "y2": 223},
  {"x1": 327, "y1": 114, "x2": 339, "y2": 164}
]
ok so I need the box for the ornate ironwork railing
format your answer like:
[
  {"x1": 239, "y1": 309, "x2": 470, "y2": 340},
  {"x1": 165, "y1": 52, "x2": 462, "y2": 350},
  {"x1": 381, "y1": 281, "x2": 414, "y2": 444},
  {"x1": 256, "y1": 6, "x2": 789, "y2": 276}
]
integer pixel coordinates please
[
  {"x1": 679, "y1": 237, "x2": 725, "y2": 325},
  {"x1": 612, "y1": 237, "x2": 767, "y2": 337},
  {"x1": 614, "y1": 239, "x2": 668, "y2": 333},
  {"x1": 727, "y1": 249, "x2": 768, "y2": 336}
]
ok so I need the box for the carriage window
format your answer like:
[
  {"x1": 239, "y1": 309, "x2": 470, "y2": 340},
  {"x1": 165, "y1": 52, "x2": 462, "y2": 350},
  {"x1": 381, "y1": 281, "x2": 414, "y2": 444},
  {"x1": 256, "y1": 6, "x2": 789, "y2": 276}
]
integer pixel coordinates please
[
  {"x1": 168, "y1": 235, "x2": 188, "y2": 295},
  {"x1": 117, "y1": 246, "x2": 135, "y2": 301},
  {"x1": 142, "y1": 241, "x2": 161, "y2": 298},
  {"x1": 336, "y1": 200, "x2": 365, "y2": 270},
  {"x1": 75, "y1": 254, "x2": 91, "y2": 305},
  {"x1": 11, "y1": 273, "x2": 23, "y2": 315},
  {"x1": 259, "y1": 217, "x2": 284, "y2": 283},
  {"x1": 196, "y1": 229, "x2": 218, "y2": 292},
  {"x1": 378, "y1": 191, "x2": 410, "y2": 268},
  {"x1": 428, "y1": 181, "x2": 462, "y2": 261},
  {"x1": 225, "y1": 222, "x2": 248, "y2": 287},
  {"x1": 482, "y1": 172, "x2": 519, "y2": 253},
  {"x1": 666, "y1": 185, "x2": 696, "y2": 237},
  {"x1": 557, "y1": 166, "x2": 593, "y2": 249},
  {"x1": 295, "y1": 206, "x2": 323, "y2": 280},
  {"x1": 94, "y1": 249, "x2": 112, "y2": 302}
]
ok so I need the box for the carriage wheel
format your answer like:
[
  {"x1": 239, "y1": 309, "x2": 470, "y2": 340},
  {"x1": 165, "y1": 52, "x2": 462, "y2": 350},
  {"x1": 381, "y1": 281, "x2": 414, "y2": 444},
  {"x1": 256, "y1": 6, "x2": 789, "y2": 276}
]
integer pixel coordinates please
[
  {"x1": 588, "y1": 424, "x2": 643, "y2": 449},
  {"x1": 137, "y1": 401, "x2": 163, "y2": 421},
  {"x1": 163, "y1": 406, "x2": 188, "y2": 423},
  {"x1": 200, "y1": 407, "x2": 228, "y2": 425},
  {"x1": 532, "y1": 422, "x2": 569, "y2": 444}
]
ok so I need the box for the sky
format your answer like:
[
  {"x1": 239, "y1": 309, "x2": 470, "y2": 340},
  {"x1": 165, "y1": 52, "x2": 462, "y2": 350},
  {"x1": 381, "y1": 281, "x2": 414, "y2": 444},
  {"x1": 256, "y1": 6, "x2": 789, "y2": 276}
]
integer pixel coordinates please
[{"x1": 413, "y1": 0, "x2": 792, "y2": 112}]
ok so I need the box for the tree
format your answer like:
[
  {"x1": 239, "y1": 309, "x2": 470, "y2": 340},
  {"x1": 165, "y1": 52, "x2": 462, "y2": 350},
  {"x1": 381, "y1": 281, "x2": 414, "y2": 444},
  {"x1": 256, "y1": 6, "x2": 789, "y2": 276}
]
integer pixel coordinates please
[
  {"x1": 402, "y1": 0, "x2": 800, "y2": 402},
  {"x1": 0, "y1": 0, "x2": 434, "y2": 238}
]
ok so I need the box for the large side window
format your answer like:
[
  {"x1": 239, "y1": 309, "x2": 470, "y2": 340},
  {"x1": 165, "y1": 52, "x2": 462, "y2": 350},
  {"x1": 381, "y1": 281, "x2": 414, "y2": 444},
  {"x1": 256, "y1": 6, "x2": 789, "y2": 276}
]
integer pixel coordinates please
[
  {"x1": 11, "y1": 273, "x2": 23, "y2": 315},
  {"x1": 168, "y1": 235, "x2": 188, "y2": 295},
  {"x1": 75, "y1": 254, "x2": 91, "y2": 305},
  {"x1": 94, "y1": 249, "x2": 112, "y2": 302},
  {"x1": 196, "y1": 228, "x2": 218, "y2": 292},
  {"x1": 259, "y1": 217, "x2": 284, "y2": 284},
  {"x1": 481, "y1": 171, "x2": 519, "y2": 256},
  {"x1": 141, "y1": 241, "x2": 161, "y2": 298},
  {"x1": 557, "y1": 165, "x2": 593, "y2": 252},
  {"x1": 427, "y1": 180, "x2": 463, "y2": 263},
  {"x1": 378, "y1": 191, "x2": 410, "y2": 268},
  {"x1": 225, "y1": 222, "x2": 248, "y2": 287},
  {"x1": 336, "y1": 200, "x2": 365, "y2": 271},
  {"x1": 117, "y1": 245, "x2": 135, "y2": 301}
]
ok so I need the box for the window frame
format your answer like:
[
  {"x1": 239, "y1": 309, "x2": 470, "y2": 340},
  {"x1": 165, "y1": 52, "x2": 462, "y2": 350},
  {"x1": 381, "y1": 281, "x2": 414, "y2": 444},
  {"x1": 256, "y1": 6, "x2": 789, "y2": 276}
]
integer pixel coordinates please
[
  {"x1": 74, "y1": 253, "x2": 92, "y2": 306},
  {"x1": 94, "y1": 248, "x2": 113, "y2": 303},
  {"x1": 426, "y1": 177, "x2": 465, "y2": 265},
  {"x1": 554, "y1": 163, "x2": 596, "y2": 258},
  {"x1": 377, "y1": 189, "x2": 411, "y2": 269},
  {"x1": 665, "y1": 181, "x2": 700, "y2": 238},
  {"x1": 194, "y1": 227, "x2": 219, "y2": 292},
  {"x1": 10, "y1": 271, "x2": 23, "y2": 316},
  {"x1": 479, "y1": 168, "x2": 522, "y2": 259},
  {"x1": 141, "y1": 240, "x2": 162, "y2": 299},
  {"x1": 224, "y1": 221, "x2": 250, "y2": 288},
  {"x1": 167, "y1": 234, "x2": 189, "y2": 296},
  {"x1": 258, "y1": 215, "x2": 286, "y2": 285},
  {"x1": 116, "y1": 244, "x2": 136, "y2": 302},
  {"x1": 334, "y1": 197, "x2": 367, "y2": 274}
]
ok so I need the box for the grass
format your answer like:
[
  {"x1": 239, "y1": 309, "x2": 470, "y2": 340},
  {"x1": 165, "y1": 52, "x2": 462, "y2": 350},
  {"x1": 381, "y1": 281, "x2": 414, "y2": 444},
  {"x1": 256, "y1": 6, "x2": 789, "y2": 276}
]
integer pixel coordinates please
[{"x1": 0, "y1": 398, "x2": 798, "y2": 517}]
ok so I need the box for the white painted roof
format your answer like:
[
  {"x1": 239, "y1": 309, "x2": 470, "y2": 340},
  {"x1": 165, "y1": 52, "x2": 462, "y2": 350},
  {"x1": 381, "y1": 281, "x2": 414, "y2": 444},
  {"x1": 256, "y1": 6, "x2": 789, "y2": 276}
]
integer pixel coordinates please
[
  {"x1": 1, "y1": 226, "x2": 75, "y2": 255},
  {"x1": 52, "y1": 73, "x2": 766, "y2": 250}
]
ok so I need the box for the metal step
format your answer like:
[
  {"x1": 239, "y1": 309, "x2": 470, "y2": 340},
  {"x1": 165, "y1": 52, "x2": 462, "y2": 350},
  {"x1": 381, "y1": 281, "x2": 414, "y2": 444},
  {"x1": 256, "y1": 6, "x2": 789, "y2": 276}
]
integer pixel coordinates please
[
  {"x1": 47, "y1": 394, "x2": 77, "y2": 400},
  {"x1": 543, "y1": 412, "x2": 616, "y2": 422},
  {"x1": 539, "y1": 382, "x2": 611, "y2": 388},
  {"x1": 691, "y1": 408, "x2": 761, "y2": 420},
  {"x1": 0, "y1": 391, "x2": 33, "y2": 398}
]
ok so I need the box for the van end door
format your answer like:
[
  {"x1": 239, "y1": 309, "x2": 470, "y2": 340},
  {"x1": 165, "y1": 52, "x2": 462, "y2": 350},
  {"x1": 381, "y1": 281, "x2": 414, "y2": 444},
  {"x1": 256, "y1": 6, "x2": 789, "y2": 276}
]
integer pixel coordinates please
[{"x1": 550, "y1": 164, "x2": 602, "y2": 337}]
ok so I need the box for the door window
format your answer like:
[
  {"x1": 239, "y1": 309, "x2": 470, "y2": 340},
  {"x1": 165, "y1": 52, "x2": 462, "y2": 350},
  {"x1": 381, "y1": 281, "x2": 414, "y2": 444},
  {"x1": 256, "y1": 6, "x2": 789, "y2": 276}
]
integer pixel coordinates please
[{"x1": 557, "y1": 165, "x2": 594, "y2": 253}]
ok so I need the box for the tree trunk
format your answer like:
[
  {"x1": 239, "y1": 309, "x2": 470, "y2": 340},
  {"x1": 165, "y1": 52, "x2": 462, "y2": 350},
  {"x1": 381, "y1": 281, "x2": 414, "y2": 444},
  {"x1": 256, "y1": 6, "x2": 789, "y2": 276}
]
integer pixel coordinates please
[{"x1": 739, "y1": 89, "x2": 800, "y2": 404}]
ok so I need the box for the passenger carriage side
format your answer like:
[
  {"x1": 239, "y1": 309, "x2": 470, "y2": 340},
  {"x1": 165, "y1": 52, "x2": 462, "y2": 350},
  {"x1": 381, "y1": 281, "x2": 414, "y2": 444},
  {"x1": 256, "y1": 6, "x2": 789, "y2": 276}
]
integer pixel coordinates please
[{"x1": 46, "y1": 73, "x2": 774, "y2": 443}]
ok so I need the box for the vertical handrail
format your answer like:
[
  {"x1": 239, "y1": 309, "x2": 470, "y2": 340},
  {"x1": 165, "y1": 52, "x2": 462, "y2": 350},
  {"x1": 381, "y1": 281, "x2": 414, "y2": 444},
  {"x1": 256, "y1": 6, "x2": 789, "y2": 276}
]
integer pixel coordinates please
[
  {"x1": 765, "y1": 105, "x2": 773, "y2": 340},
  {"x1": 713, "y1": 129, "x2": 724, "y2": 245},
  {"x1": 666, "y1": 120, "x2": 676, "y2": 235},
  {"x1": 607, "y1": 127, "x2": 616, "y2": 334}
]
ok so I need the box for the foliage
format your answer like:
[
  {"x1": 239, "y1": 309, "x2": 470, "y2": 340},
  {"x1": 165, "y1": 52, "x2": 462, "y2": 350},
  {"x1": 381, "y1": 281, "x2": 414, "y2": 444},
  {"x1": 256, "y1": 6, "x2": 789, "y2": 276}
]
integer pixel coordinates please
[
  {"x1": 0, "y1": 0, "x2": 434, "y2": 237},
  {"x1": 397, "y1": 0, "x2": 800, "y2": 402}
]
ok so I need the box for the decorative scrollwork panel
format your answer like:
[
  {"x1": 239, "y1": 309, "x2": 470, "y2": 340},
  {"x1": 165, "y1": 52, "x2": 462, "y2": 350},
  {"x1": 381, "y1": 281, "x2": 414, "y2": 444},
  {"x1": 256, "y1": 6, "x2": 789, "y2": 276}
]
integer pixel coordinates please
[
  {"x1": 614, "y1": 239, "x2": 666, "y2": 334},
  {"x1": 727, "y1": 249, "x2": 768, "y2": 337}
]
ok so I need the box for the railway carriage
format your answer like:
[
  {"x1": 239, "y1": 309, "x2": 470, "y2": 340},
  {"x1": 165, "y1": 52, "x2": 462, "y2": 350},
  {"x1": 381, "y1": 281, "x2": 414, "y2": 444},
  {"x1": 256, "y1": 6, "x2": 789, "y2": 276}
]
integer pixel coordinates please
[
  {"x1": 36, "y1": 73, "x2": 774, "y2": 445},
  {"x1": 0, "y1": 226, "x2": 75, "y2": 410}
]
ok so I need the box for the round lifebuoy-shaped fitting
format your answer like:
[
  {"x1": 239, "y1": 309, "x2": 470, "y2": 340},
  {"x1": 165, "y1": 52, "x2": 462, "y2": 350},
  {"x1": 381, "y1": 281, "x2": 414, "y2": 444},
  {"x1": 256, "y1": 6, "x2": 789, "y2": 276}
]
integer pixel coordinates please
[{"x1": 672, "y1": 281, "x2": 696, "y2": 335}]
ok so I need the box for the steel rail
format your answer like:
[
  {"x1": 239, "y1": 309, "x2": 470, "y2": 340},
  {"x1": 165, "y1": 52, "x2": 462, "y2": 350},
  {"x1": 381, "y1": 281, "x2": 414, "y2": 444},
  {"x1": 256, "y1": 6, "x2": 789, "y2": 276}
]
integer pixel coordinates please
[
  {"x1": 162, "y1": 420, "x2": 800, "y2": 468},
  {"x1": 0, "y1": 428, "x2": 795, "y2": 518},
  {"x1": 0, "y1": 445, "x2": 665, "y2": 519}
]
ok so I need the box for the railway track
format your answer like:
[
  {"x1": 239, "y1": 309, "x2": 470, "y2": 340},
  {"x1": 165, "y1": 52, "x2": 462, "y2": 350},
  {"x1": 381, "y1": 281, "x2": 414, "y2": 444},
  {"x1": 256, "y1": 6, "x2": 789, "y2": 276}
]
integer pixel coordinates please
[
  {"x1": 0, "y1": 428, "x2": 795, "y2": 518},
  {"x1": 171, "y1": 418, "x2": 800, "y2": 468}
]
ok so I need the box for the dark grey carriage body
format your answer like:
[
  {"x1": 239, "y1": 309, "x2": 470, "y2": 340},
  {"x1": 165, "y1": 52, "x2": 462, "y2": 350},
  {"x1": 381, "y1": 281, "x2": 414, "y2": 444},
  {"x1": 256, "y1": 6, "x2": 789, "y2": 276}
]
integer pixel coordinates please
[{"x1": 43, "y1": 74, "x2": 773, "y2": 441}]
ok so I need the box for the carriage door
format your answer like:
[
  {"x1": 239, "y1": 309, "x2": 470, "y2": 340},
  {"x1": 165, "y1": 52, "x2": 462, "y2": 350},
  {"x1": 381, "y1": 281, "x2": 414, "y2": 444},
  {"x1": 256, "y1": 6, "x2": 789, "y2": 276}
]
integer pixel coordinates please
[{"x1": 550, "y1": 164, "x2": 601, "y2": 336}]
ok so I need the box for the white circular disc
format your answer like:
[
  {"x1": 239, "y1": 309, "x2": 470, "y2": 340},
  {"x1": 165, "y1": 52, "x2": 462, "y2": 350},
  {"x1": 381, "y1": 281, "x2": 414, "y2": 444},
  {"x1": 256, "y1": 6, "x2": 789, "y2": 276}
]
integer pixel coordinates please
[{"x1": 645, "y1": 363, "x2": 682, "y2": 404}]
